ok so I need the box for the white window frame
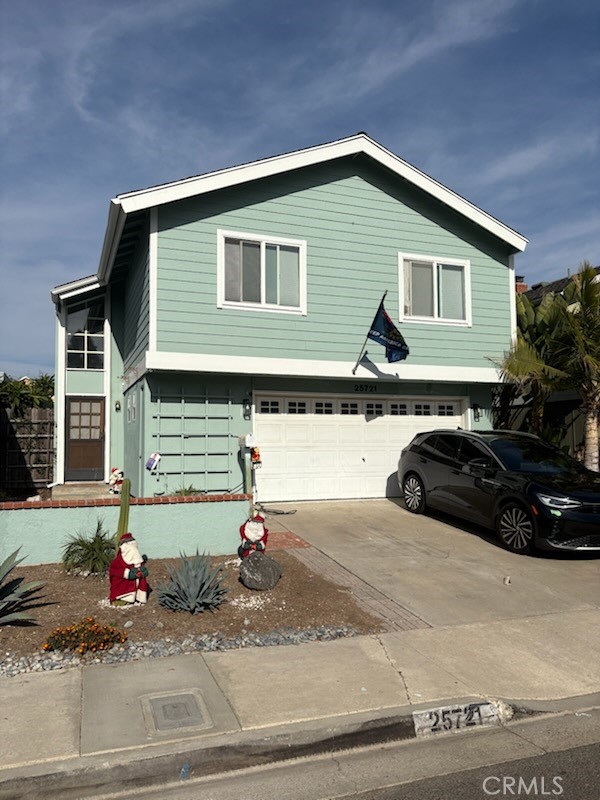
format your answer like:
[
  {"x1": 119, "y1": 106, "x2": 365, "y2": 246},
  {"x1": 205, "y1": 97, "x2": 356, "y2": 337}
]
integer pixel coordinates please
[
  {"x1": 398, "y1": 252, "x2": 472, "y2": 326},
  {"x1": 65, "y1": 298, "x2": 106, "y2": 370},
  {"x1": 217, "y1": 229, "x2": 307, "y2": 315}
]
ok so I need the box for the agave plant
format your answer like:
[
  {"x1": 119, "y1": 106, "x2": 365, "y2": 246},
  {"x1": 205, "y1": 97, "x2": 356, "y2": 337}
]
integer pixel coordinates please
[
  {"x1": 0, "y1": 548, "x2": 46, "y2": 625},
  {"x1": 62, "y1": 518, "x2": 114, "y2": 576},
  {"x1": 157, "y1": 551, "x2": 228, "y2": 614}
]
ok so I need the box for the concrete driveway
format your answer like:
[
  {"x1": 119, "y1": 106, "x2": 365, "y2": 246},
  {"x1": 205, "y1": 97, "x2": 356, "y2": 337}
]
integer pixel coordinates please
[{"x1": 266, "y1": 499, "x2": 600, "y2": 628}]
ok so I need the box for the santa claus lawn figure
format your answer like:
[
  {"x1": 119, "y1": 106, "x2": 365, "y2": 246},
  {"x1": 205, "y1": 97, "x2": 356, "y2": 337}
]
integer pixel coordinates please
[
  {"x1": 238, "y1": 514, "x2": 269, "y2": 559},
  {"x1": 108, "y1": 467, "x2": 124, "y2": 494},
  {"x1": 109, "y1": 532, "x2": 149, "y2": 605}
]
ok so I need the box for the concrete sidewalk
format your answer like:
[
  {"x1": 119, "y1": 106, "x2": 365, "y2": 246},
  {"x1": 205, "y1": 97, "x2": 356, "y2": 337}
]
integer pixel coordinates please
[{"x1": 2, "y1": 619, "x2": 600, "y2": 798}]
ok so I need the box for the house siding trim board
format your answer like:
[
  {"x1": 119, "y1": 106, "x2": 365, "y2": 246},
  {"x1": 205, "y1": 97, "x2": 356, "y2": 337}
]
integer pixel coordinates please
[
  {"x1": 149, "y1": 207, "x2": 158, "y2": 351},
  {"x1": 144, "y1": 351, "x2": 501, "y2": 384}
]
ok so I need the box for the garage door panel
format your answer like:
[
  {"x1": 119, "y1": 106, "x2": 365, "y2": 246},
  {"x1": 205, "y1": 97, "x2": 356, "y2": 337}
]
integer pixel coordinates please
[
  {"x1": 285, "y1": 426, "x2": 311, "y2": 444},
  {"x1": 338, "y1": 450, "x2": 366, "y2": 470},
  {"x1": 310, "y1": 425, "x2": 338, "y2": 445},
  {"x1": 255, "y1": 395, "x2": 463, "y2": 501},
  {"x1": 260, "y1": 421, "x2": 286, "y2": 440},
  {"x1": 362, "y1": 451, "x2": 391, "y2": 469},
  {"x1": 364, "y1": 424, "x2": 389, "y2": 443}
]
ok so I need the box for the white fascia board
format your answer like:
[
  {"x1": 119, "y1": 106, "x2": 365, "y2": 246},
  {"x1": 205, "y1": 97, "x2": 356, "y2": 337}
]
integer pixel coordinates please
[
  {"x1": 97, "y1": 200, "x2": 127, "y2": 283},
  {"x1": 55, "y1": 307, "x2": 66, "y2": 484},
  {"x1": 363, "y1": 139, "x2": 528, "y2": 253},
  {"x1": 114, "y1": 134, "x2": 528, "y2": 253},
  {"x1": 149, "y1": 208, "x2": 158, "y2": 350},
  {"x1": 509, "y1": 255, "x2": 517, "y2": 344},
  {"x1": 144, "y1": 351, "x2": 501, "y2": 384},
  {"x1": 51, "y1": 276, "x2": 100, "y2": 303}
]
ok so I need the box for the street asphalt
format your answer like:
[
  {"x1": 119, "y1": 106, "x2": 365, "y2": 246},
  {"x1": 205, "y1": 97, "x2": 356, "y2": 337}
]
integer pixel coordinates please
[{"x1": 1, "y1": 499, "x2": 598, "y2": 799}]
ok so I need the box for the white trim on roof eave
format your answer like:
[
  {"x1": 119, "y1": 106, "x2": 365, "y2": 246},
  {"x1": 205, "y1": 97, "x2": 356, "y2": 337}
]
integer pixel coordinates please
[
  {"x1": 115, "y1": 134, "x2": 527, "y2": 252},
  {"x1": 51, "y1": 276, "x2": 100, "y2": 303},
  {"x1": 97, "y1": 200, "x2": 127, "y2": 283}
]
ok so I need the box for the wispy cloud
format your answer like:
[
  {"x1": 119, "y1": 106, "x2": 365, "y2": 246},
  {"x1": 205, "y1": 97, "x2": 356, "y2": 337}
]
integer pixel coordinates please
[
  {"x1": 475, "y1": 132, "x2": 599, "y2": 186},
  {"x1": 252, "y1": 0, "x2": 521, "y2": 126}
]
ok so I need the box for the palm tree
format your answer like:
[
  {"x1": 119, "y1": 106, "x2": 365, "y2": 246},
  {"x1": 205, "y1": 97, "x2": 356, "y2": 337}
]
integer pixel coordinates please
[
  {"x1": 551, "y1": 263, "x2": 600, "y2": 471},
  {"x1": 499, "y1": 292, "x2": 567, "y2": 436}
]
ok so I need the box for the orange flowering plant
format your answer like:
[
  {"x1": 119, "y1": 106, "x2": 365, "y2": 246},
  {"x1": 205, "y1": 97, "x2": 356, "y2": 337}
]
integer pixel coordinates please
[{"x1": 43, "y1": 617, "x2": 127, "y2": 655}]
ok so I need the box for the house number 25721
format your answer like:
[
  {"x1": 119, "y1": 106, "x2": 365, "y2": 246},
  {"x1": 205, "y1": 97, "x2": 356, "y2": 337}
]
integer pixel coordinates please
[{"x1": 354, "y1": 384, "x2": 377, "y2": 393}]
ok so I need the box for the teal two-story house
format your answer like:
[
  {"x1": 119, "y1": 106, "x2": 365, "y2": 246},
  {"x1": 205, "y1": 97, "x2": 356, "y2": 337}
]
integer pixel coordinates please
[{"x1": 51, "y1": 133, "x2": 527, "y2": 501}]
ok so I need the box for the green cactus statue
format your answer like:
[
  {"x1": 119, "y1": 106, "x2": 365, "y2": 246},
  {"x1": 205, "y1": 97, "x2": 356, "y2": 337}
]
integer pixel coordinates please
[{"x1": 114, "y1": 478, "x2": 131, "y2": 554}]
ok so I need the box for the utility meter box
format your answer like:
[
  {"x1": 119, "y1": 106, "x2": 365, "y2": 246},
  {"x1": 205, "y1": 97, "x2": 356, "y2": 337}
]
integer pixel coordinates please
[{"x1": 239, "y1": 433, "x2": 256, "y2": 448}]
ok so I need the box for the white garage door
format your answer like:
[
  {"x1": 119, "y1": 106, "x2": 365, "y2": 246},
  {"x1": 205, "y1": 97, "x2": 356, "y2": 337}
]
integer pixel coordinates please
[{"x1": 254, "y1": 394, "x2": 466, "y2": 501}]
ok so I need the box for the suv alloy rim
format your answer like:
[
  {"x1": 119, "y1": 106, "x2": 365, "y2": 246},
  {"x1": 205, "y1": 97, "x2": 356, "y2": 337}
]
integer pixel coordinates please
[
  {"x1": 499, "y1": 506, "x2": 533, "y2": 551},
  {"x1": 404, "y1": 476, "x2": 422, "y2": 511}
]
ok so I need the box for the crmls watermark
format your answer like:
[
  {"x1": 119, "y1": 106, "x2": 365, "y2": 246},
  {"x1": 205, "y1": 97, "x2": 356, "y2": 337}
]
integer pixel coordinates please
[{"x1": 482, "y1": 776, "x2": 564, "y2": 796}]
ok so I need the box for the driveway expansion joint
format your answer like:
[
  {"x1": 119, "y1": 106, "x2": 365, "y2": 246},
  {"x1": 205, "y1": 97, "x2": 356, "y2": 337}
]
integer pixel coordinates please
[{"x1": 374, "y1": 634, "x2": 413, "y2": 705}]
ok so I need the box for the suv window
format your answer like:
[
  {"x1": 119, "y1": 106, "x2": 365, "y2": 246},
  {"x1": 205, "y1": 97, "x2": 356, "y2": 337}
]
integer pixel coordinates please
[
  {"x1": 434, "y1": 434, "x2": 460, "y2": 461},
  {"x1": 458, "y1": 438, "x2": 493, "y2": 465},
  {"x1": 488, "y1": 437, "x2": 587, "y2": 474}
]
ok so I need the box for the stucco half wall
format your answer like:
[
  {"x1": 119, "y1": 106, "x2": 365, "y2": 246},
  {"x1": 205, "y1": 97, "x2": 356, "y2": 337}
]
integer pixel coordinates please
[{"x1": 0, "y1": 495, "x2": 250, "y2": 565}]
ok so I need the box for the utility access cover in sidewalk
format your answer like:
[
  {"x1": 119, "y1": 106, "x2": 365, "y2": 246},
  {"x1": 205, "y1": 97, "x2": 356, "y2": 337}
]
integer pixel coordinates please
[
  {"x1": 145, "y1": 692, "x2": 212, "y2": 732},
  {"x1": 81, "y1": 655, "x2": 240, "y2": 754}
]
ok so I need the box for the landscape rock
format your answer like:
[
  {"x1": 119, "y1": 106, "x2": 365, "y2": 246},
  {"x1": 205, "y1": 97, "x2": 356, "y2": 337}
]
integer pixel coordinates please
[{"x1": 239, "y1": 552, "x2": 282, "y2": 591}]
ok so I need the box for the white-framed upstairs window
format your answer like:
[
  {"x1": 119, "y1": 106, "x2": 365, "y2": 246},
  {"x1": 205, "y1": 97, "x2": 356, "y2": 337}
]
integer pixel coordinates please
[
  {"x1": 65, "y1": 299, "x2": 105, "y2": 369},
  {"x1": 217, "y1": 229, "x2": 307, "y2": 315},
  {"x1": 399, "y1": 253, "x2": 471, "y2": 326}
]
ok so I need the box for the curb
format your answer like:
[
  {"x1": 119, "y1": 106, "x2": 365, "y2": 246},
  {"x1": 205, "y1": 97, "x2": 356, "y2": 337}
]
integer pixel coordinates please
[
  {"x1": 0, "y1": 711, "x2": 414, "y2": 800},
  {"x1": 2, "y1": 695, "x2": 598, "y2": 800}
]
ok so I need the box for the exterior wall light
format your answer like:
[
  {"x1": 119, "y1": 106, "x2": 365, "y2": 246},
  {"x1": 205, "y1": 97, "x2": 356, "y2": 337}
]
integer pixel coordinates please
[
  {"x1": 114, "y1": 400, "x2": 121, "y2": 412},
  {"x1": 243, "y1": 396, "x2": 252, "y2": 420},
  {"x1": 472, "y1": 403, "x2": 481, "y2": 422}
]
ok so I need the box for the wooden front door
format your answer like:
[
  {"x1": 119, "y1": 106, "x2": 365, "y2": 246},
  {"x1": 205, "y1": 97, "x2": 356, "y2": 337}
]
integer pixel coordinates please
[{"x1": 65, "y1": 397, "x2": 105, "y2": 481}]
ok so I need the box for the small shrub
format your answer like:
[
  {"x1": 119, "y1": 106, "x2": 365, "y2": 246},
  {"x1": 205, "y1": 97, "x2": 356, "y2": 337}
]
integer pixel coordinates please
[
  {"x1": 43, "y1": 617, "x2": 127, "y2": 655},
  {"x1": 171, "y1": 485, "x2": 201, "y2": 496},
  {"x1": 0, "y1": 548, "x2": 46, "y2": 625},
  {"x1": 62, "y1": 519, "x2": 114, "y2": 576},
  {"x1": 157, "y1": 551, "x2": 228, "y2": 614}
]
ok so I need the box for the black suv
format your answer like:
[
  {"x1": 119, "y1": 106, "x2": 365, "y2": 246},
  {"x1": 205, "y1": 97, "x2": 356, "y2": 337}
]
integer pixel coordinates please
[{"x1": 398, "y1": 429, "x2": 600, "y2": 554}]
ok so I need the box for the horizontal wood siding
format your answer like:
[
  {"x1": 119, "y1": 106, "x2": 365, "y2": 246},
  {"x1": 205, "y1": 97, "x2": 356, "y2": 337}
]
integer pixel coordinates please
[
  {"x1": 124, "y1": 232, "x2": 150, "y2": 370},
  {"x1": 156, "y1": 157, "x2": 514, "y2": 368},
  {"x1": 140, "y1": 373, "x2": 252, "y2": 497}
]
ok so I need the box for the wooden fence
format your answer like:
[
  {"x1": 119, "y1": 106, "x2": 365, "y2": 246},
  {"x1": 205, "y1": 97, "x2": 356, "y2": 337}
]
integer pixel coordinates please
[{"x1": 0, "y1": 406, "x2": 54, "y2": 495}]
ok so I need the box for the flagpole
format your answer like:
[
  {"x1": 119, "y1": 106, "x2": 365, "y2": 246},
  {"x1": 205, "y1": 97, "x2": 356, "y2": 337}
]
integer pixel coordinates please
[{"x1": 352, "y1": 291, "x2": 387, "y2": 375}]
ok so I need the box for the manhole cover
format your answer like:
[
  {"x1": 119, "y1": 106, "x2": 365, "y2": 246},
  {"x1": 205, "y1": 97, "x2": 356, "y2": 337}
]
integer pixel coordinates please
[{"x1": 148, "y1": 693, "x2": 209, "y2": 731}]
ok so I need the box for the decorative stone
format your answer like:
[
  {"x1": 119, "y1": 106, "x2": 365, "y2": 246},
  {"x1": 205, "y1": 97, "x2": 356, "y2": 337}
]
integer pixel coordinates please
[{"x1": 239, "y1": 552, "x2": 282, "y2": 591}]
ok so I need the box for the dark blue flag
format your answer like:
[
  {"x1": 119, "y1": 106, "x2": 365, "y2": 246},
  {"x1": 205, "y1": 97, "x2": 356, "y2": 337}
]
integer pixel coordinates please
[{"x1": 367, "y1": 300, "x2": 409, "y2": 362}]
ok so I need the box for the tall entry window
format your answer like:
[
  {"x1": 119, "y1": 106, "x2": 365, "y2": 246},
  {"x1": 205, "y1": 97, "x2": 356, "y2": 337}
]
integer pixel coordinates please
[{"x1": 66, "y1": 299, "x2": 105, "y2": 369}]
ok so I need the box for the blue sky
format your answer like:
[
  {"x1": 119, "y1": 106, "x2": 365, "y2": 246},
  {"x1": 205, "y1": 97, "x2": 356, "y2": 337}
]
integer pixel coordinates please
[{"x1": 1, "y1": 0, "x2": 598, "y2": 377}]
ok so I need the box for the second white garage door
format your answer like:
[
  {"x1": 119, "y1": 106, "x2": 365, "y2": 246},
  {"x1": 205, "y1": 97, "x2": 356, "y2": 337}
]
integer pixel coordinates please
[{"x1": 253, "y1": 394, "x2": 466, "y2": 501}]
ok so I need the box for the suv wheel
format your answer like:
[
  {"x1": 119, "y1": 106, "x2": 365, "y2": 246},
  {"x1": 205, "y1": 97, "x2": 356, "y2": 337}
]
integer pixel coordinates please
[
  {"x1": 496, "y1": 504, "x2": 534, "y2": 554},
  {"x1": 403, "y1": 474, "x2": 426, "y2": 514}
]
